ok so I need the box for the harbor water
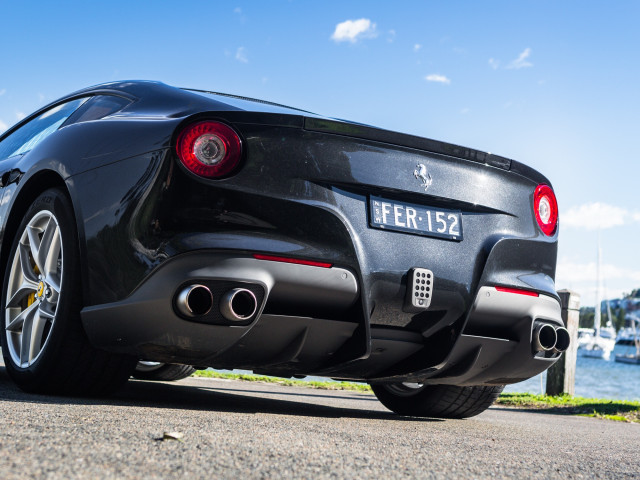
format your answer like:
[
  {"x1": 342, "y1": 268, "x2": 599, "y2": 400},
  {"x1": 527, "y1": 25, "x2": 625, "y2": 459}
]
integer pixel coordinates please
[{"x1": 504, "y1": 345, "x2": 640, "y2": 401}]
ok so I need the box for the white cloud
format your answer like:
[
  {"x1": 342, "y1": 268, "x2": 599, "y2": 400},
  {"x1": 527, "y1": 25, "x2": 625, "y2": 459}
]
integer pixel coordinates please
[
  {"x1": 387, "y1": 29, "x2": 396, "y2": 43},
  {"x1": 414, "y1": 44, "x2": 422, "y2": 52},
  {"x1": 425, "y1": 74, "x2": 451, "y2": 85},
  {"x1": 461, "y1": 108, "x2": 470, "y2": 115},
  {"x1": 556, "y1": 261, "x2": 595, "y2": 284},
  {"x1": 562, "y1": 203, "x2": 639, "y2": 230},
  {"x1": 0, "y1": 119, "x2": 7, "y2": 133},
  {"x1": 488, "y1": 58, "x2": 500, "y2": 70},
  {"x1": 233, "y1": 7, "x2": 246, "y2": 23},
  {"x1": 556, "y1": 260, "x2": 640, "y2": 289},
  {"x1": 331, "y1": 18, "x2": 378, "y2": 43},
  {"x1": 16, "y1": 112, "x2": 26, "y2": 121},
  {"x1": 0, "y1": 89, "x2": 6, "y2": 96},
  {"x1": 506, "y1": 47, "x2": 533, "y2": 69},
  {"x1": 235, "y1": 47, "x2": 248, "y2": 63}
]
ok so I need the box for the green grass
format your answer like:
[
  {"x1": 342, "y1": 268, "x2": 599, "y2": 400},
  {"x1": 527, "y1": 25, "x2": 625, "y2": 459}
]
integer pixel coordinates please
[
  {"x1": 192, "y1": 370, "x2": 372, "y2": 392},
  {"x1": 192, "y1": 371, "x2": 640, "y2": 423},
  {"x1": 497, "y1": 392, "x2": 640, "y2": 423}
]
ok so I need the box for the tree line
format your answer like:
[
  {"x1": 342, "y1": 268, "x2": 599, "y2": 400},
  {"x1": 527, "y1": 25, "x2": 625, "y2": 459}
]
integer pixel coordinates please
[{"x1": 579, "y1": 306, "x2": 626, "y2": 331}]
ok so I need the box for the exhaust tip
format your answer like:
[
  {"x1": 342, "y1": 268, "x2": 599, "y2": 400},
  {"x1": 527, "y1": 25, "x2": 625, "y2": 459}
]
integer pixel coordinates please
[
  {"x1": 533, "y1": 323, "x2": 557, "y2": 352},
  {"x1": 220, "y1": 288, "x2": 258, "y2": 322},
  {"x1": 554, "y1": 327, "x2": 571, "y2": 353},
  {"x1": 177, "y1": 284, "x2": 213, "y2": 317}
]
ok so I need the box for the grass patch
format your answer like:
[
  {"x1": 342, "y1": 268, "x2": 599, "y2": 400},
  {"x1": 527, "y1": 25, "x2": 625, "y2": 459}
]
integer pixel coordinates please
[
  {"x1": 193, "y1": 370, "x2": 372, "y2": 393},
  {"x1": 497, "y1": 392, "x2": 640, "y2": 423}
]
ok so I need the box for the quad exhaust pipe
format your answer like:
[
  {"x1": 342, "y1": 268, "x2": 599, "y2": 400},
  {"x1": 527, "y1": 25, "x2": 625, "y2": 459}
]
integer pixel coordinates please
[
  {"x1": 554, "y1": 327, "x2": 571, "y2": 353},
  {"x1": 176, "y1": 284, "x2": 214, "y2": 317},
  {"x1": 176, "y1": 284, "x2": 258, "y2": 322},
  {"x1": 533, "y1": 323, "x2": 557, "y2": 352},
  {"x1": 220, "y1": 288, "x2": 258, "y2": 322},
  {"x1": 533, "y1": 322, "x2": 571, "y2": 354}
]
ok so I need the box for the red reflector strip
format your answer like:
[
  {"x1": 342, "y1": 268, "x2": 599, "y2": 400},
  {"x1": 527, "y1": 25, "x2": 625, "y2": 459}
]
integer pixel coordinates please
[
  {"x1": 495, "y1": 286, "x2": 540, "y2": 297},
  {"x1": 252, "y1": 254, "x2": 333, "y2": 268}
]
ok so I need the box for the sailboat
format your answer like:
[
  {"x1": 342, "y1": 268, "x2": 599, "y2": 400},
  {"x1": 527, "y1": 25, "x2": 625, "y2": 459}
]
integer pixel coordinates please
[
  {"x1": 581, "y1": 241, "x2": 616, "y2": 360},
  {"x1": 615, "y1": 314, "x2": 640, "y2": 364}
]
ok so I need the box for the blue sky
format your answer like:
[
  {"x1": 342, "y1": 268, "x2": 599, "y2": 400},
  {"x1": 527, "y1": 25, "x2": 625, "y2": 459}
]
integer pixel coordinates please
[{"x1": 1, "y1": 1, "x2": 639, "y2": 307}]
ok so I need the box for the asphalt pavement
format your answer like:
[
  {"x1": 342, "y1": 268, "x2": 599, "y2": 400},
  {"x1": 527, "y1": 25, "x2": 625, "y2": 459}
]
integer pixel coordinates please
[{"x1": 1, "y1": 365, "x2": 638, "y2": 479}]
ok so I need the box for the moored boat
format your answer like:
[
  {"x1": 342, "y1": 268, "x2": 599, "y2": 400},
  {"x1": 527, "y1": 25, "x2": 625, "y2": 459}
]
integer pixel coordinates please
[
  {"x1": 581, "y1": 243, "x2": 615, "y2": 360},
  {"x1": 614, "y1": 314, "x2": 640, "y2": 365}
]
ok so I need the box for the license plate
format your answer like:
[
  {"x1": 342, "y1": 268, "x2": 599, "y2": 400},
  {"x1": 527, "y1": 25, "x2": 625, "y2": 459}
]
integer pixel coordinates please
[{"x1": 369, "y1": 196, "x2": 463, "y2": 241}]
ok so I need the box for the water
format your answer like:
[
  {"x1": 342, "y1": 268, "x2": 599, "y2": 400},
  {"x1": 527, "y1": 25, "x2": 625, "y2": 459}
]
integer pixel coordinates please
[{"x1": 504, "y1": 345, "x2": 640, "y2": 401}]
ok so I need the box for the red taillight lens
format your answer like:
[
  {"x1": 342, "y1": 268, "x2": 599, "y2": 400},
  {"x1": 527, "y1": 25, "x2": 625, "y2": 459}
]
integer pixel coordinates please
[
  {"x1": 176, "y1": 121, "x2": 242, "y2": 178},
  {"x1": 533, "y1": 184, "x2": 558, "y2": 236}
]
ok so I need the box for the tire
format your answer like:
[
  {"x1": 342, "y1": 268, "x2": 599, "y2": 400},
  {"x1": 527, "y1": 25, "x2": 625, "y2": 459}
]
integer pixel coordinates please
[
  {"x1": 371, "y1": 382, "x2": 504, "y2": 419},
  {"x1": 0, "y1": 188, "x2": 136, "y2": 395},
  {"x1": 133, "y1": 362, "x2": 196, "y2": 381}
]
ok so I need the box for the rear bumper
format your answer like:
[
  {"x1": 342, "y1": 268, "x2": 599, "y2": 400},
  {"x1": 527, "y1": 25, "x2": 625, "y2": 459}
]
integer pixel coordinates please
[
  {"x1": 81, "y1": 253, "x2": 361, "y2": 363},
  {"x1": 320, "y1": 286, "x2": 563, "y2": 385},
  {"x1": 424, "y1": 287, "x2": 563, "y2": 386},
  {"x1": 81, "y1": 251, "x2": 563, "y2": 385}
]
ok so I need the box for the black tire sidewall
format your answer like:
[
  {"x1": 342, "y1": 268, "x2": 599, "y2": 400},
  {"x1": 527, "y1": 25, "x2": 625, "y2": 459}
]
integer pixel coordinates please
[
  {"x1": 1, "y1": 189, "x2": 83, "y2": 390},
  {"x1": 371, "y1": 383, "x2": 504, "y2": 419},
  {"x1": 132, "y1": 363, "x2": 196, "y2": 381}
]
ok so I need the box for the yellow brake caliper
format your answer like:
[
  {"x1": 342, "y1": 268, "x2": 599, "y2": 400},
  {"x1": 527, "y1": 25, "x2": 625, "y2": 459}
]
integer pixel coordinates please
[{"x1": 27, "y1": 264, "x2": 41, "y2": 306}]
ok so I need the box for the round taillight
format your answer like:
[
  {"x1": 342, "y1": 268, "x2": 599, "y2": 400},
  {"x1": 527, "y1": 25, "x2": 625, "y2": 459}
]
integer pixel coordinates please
[
  {"x1": 176, "y1": 121, "x2": 242, "y2": 178},
  {"x1": 533, "y1": 184, "x2": 558, "y2": 236}
]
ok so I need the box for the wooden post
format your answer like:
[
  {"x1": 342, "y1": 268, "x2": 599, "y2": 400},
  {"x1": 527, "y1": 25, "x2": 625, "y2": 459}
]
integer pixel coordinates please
[{"x1": 546, "y1": 289, "x2": 580, "y2": 396}]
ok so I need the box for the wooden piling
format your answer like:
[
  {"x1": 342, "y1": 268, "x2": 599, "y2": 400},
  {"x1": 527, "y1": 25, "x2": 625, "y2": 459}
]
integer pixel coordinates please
[{"x1": 546, "y1": 289, "x2": 580, "y2": 396}]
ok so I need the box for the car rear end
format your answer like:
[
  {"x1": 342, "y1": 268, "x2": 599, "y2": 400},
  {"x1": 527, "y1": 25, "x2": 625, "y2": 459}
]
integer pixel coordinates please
[{"x1": 78, "y1": 86, "x2": 563, "y2": 386}]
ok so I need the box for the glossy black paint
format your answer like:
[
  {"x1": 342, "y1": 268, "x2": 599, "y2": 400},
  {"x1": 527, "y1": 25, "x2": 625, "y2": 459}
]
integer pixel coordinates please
[{"x1": 0, "y1": 81, "x2": 561, "y2": 385}]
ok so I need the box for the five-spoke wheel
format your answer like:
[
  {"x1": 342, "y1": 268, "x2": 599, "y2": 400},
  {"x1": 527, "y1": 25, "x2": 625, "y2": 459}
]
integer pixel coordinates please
[
  {"x1": 1, "y1": 189, "x2": 135, "y2": 395},
  {"x1": 5, "y1": 210, "x2": 63, "y2": 368}
]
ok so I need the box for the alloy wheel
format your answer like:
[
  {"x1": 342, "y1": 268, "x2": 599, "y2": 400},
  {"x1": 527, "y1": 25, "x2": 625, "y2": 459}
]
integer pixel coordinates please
[
  {"x1": 135, "y1": 361, "x2": 164, "y2": 373},
  {"x1": 384, "y1": 382, "x2": 426, "y2": 397},
  {"x1": 4, "y1": 210, "x2": 63, "y2": 367}
]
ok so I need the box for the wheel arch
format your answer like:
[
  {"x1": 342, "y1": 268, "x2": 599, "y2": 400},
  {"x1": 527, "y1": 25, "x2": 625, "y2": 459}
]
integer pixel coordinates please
[
  {"x1": 0, "y1": 171, "x2": 136, "y2": 394},
  {"x1": 1, "y1": 171, "x2": 86, "y2": 302}
]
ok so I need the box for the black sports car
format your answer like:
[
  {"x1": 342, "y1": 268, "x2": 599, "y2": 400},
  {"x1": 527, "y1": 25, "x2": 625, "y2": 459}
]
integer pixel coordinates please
[{"x1": 0, "y1": 81, "x2": 567, "y2": 418}]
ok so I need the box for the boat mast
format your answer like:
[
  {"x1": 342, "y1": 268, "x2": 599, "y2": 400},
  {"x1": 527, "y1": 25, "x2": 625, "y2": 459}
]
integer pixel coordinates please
[
  {"x1": 634, "y1": 315, "x2": 640, "y2": 357},
  {"x1": 594, "y1": 236, "x2": 602, "y2": 337}
]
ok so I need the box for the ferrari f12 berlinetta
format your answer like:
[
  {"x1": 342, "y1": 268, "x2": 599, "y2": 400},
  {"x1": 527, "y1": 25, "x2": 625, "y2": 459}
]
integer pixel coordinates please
[{"x1": 0, "y1": 81, "x2": 566, "y2": 418}]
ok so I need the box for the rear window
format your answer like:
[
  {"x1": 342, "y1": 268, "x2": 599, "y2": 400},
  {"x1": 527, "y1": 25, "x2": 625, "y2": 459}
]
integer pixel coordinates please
[
  {"x1": 0, "y1": 95, "x2": 131, "y2": 161},
  {"x1": 64, "y1": 95, "x2": 130, "y2": 126},
  {"x1": 0, "y1": 98, "x2": 87, "y2": 159}
]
